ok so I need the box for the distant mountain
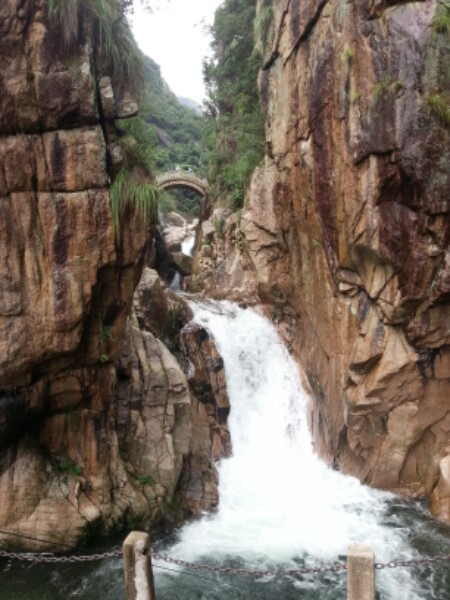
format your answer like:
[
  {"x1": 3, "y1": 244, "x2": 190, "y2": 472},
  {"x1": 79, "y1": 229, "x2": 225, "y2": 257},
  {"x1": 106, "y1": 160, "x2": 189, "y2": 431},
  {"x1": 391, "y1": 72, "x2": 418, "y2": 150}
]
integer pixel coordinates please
[{"x1": 177, "y1": 96, "x2": 203, "y2": 114}]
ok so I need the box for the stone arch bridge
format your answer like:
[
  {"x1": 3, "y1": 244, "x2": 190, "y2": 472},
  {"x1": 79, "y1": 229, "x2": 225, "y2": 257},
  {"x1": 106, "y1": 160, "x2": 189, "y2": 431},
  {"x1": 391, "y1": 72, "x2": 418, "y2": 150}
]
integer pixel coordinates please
[{"x1": 156, "y1": 171, "x2": 209, "y2": 198}]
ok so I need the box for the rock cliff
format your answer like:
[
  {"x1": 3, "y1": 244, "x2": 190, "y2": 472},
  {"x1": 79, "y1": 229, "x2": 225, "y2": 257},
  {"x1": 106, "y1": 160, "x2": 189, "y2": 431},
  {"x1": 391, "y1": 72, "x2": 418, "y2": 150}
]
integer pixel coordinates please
[
  {"x1": 191, "y1": 0, "x2": 450, "y2": 520},
  {"x1": 0, "y1": 1, "x2": 221, "y2": 549}
]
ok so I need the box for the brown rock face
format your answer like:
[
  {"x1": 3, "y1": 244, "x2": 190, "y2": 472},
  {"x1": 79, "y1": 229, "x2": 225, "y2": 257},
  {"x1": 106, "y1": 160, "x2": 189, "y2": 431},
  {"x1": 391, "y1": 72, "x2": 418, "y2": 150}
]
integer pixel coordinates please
[
  {"x1": 129, "y1": 268, "x2": 221, "y2": 517},
  {"x1": 192, "y1": 0, "x2": 450, "y2": 520},
  {"x1": 178, "y1": 320, "x2": 232, "y2": 513},
  {"x1": 0, "y1": 1, "x2": 152, "y2": 548}
]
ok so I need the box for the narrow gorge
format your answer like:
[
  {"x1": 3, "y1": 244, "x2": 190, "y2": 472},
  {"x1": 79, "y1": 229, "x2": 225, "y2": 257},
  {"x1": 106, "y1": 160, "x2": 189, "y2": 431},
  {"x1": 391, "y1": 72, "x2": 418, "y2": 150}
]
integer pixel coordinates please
[{"x1": 1, "y1": 0, "x2": 450, "y2": 597}]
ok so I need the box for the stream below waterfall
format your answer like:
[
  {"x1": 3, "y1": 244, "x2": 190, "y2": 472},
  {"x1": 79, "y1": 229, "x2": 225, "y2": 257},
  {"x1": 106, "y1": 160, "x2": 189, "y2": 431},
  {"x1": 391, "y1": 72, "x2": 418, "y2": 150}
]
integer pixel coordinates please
[{"x1": 2, "y1": 300, "x2": 450, "y2": 599}]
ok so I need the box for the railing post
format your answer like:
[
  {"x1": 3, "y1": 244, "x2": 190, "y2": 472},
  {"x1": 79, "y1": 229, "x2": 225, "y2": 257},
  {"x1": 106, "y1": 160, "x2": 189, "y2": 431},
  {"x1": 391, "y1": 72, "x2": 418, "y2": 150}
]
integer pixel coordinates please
[
  {"x1": 347, "y1": 543, "x2": 375, "y2": 600},
  {"x1": 123, "y1": 531, "x2": 156, "y2": 600}
]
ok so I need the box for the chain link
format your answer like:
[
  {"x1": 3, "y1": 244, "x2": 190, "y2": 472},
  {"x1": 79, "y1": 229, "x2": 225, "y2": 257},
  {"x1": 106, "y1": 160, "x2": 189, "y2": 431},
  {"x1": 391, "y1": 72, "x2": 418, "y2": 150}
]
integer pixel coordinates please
[
  {"x1": 375, "y1": 554, "x2": 450, "y2": 570},
  {"x1": 2, "y1": 547, "x2": 450, "y2": 576},
  {"x1": 0, "y1": 549, "x2": 122, "y2": 564},
  {"x1": 152, "y1": 553, "x2": 347, "y2": 576}
]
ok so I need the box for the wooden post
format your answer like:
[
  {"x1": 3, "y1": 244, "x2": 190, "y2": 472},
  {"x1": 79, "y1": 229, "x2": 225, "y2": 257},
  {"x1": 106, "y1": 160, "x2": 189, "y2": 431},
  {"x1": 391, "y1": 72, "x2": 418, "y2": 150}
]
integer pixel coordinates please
[
  {"x1": 123, "y1": 531, "x2": 156, "y2": 600},
  {"x1": 347, "y1": 543, "x2": 375, "y2": 600}
]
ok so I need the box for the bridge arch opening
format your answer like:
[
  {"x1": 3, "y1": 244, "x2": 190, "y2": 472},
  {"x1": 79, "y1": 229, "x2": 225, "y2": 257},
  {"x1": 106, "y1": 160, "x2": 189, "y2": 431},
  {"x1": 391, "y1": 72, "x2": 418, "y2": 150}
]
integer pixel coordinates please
[{"x1": 156, "y1": 170, "x2": 210, "y2": 220}]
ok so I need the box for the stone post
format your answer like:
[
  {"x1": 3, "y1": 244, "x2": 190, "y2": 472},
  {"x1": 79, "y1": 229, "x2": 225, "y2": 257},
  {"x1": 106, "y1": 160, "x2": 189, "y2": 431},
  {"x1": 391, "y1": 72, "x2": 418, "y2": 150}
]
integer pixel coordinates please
[
  {"x1": 123, "y1": 531, "x2": 156, "y2": 600},
  {"x1": 347, "y1": 543, "x2": 375, "y2": 600}
]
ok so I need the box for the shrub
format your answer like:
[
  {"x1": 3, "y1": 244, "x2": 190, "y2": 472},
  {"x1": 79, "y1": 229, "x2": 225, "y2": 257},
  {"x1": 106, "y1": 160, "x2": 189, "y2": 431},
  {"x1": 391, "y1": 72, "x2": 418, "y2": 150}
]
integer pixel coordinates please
[{"x1": 203, "y1": 0, "x2": 265, "y2": 211}]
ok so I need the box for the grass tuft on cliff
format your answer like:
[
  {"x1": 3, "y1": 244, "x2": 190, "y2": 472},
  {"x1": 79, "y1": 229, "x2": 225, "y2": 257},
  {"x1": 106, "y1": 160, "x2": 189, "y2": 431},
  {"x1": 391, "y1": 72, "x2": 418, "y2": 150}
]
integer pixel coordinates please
[
  {"x1": 373, "y1": 74, "x2": 404, "y2": 97},
  {"x1": 47, "y1": 0, "x2": 144, "y2": 93},
  {"x1": 426, "y1": 93, "x2": 450, "y2": 127},
  {"x1": 110, "y1": 133, "x2": 159, "y2": 238},
  {"x1": 110, "y1": 169, "x2": 159, "y2": 236},
  {"x1": 432, "y1": 6, "x2": 450, "y2": 34}
]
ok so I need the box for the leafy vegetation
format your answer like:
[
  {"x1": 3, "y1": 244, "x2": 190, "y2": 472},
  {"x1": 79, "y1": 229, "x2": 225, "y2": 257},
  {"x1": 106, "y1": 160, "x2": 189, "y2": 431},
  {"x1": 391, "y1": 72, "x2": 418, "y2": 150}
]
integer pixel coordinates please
[
  {"x1": 116, "y1": 55, "x2": 208, "y2": 218},
  {"x1": 432, "y1": 6, "x2": 450, "y2": 33},
  {"x1": 166, "y1": 188, "x2": 201, "y2": 217},
  {"x1": 108, "y1": 125, "x2": 158, "y2": 235},
  {"x1": 138, "y1": 56, "x2": 208, "y2": 176},
  {"x1": 57, "y1": 458, "x2": 84, "y2": 477},
  {"x1": 254, "y1": 2, "x2": 273, "y2": 54},
  {"x1": 109, "y1": 168, "x2": 159, "y2": 235},
  {"x1": 373, "y1": 74, "x2": 403, "y2": 97},
  {"x1": 47, "y1": 1, "x2": 212, "y2": 221},
  {"x1": 138, "y1": 475, "x2": 155, "y2": 487},
  {"x1": 341, "y1": 44, "x2": 354, "y2": 64},
  {"x1": 426, "y1": 93, "x2": 450, "y2": 127},
  {"x1": 350, "y1": 90, "x2": 362, "y2": 104},
  {"x1": 203, "y1": 0, "x2": 266, "y2": 210},
  {"x1": 100, "y1": 325, "x2": 113, "y2": 343}
]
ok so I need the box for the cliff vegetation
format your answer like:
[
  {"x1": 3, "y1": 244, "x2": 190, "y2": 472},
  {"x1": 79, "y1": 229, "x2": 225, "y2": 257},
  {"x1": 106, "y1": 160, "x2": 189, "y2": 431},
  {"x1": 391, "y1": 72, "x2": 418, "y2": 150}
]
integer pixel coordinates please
[{"x1": 203, "y1": 0, "x2": 266, "y2": 209}]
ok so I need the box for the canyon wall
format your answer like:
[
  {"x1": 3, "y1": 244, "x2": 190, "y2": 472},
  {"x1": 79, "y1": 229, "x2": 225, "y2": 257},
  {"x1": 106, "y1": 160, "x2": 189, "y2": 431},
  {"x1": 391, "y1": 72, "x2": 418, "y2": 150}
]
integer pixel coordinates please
[
  {"x1": 191, "y1": 0, "x2": 450, "y2": 520},
  {"x1": 0, "y1": 0, "x2": 221, "y2": 549}
]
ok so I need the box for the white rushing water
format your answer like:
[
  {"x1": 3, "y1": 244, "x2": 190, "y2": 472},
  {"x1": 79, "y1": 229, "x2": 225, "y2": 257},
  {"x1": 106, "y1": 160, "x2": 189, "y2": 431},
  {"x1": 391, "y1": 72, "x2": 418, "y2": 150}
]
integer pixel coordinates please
[
  {"x1": 169, "y1": 271, "x2": 182, "y2": 291},
  {"x1": 181, "y1": 235, "x2": 195, "y2": 257},
  {"x1": 162, "y1": 300, "x2": 426, "y2": 599}
]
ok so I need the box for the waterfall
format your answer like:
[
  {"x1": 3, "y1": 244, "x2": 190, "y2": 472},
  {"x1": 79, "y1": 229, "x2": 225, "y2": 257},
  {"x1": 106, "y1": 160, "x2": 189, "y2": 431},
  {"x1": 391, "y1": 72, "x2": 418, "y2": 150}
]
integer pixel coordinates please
[
  {"x1": 169, "y1": 271, "x2": 182, "y2": 291},
  {"x1": 157, "y1": 300, "x2": 430, "y2": 599},
  {"x1": 181, "y1": 235, "x2": 195, "y2": 257}
]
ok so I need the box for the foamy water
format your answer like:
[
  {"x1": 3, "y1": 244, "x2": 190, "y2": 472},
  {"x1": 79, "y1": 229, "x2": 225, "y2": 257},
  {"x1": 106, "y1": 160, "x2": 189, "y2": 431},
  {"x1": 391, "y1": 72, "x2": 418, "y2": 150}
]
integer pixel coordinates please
[
  {"x1": 159, "y1": 300, "x2": 429, "y2": 599},
  {"x1": 181, "y1": 235, "x2": 195, "y2": 256},
  {"x1": 1, "y1": 302, "x2": 450, "y2": 599}
]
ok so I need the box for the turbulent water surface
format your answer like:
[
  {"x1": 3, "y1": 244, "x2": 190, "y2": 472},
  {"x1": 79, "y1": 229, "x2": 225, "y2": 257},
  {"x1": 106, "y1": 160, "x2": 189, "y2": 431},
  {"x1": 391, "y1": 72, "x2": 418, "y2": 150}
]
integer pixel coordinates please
[{"x1": 1, "y1": 301, "x2": 450, "y2": 599}]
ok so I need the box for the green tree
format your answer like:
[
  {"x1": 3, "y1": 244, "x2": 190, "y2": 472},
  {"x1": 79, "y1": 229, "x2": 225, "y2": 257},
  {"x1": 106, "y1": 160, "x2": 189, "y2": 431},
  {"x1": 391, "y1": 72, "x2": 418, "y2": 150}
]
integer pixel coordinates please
[{"x1": 204, "y1": 0, "x2": 266, "y2": 210}]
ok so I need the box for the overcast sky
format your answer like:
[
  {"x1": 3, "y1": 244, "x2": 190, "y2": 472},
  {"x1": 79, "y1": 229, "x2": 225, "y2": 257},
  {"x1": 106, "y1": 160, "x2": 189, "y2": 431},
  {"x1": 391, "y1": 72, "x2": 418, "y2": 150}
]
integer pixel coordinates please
[{"x1": 131, "y1": 0, "x2": 223, "y2": 104}]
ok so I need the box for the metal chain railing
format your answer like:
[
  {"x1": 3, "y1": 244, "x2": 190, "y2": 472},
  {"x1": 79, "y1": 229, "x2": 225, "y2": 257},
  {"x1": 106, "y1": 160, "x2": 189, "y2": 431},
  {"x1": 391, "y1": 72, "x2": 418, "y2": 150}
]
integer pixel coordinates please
[
  {"x1": 375, "y1": 554, "x2": 450, "y2": 570},
  {"x1": 0, "y1": 549, "x2": 122, "y2": 564},
  {"x1": 152, "y1": 553, "x2": 347, "y2": 576},
  {"x1": 1, "y1": 547, "x2": 450, "y2": 575}
]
